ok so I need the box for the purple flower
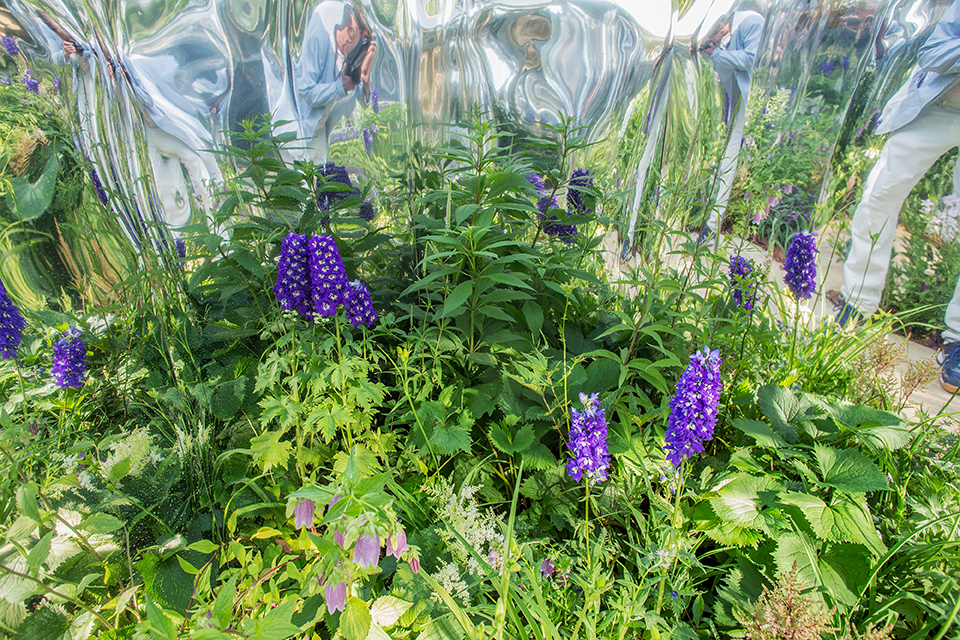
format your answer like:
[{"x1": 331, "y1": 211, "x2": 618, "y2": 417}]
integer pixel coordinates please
[
  {"x1": 540, "y1": 558, "x2": 555, "y2": 579},
  {"x1": 21, "y1": 71, "x2": 39, "y2": 95},
  {"x1": 566, "y1": 392, "x2": 611, "y2": 484},
  {"x1": 358, "y1": 201, "x2": 374, "y2": 221},
  {"x1": 728, "y1": 255, "x2": 758, "y2": 311},
  {"x1": 818, "y1": 60, "x2": 834, "y2": 75},
  {"x1": 308, "y1": 235, "x2": 349, "y2": 318},
  {"x1": 0, "y1": 277, "x2": 26, "y2": 359},
  {"x1": 90, "y1": 168, "x2": 108, "y2": 205},
  {"x1": 274, "y1": 232, "x2": 313, "y2": 318},
  {"x1": 371, "y1": 88, "x2": 379, "y2": 114},
  {"x1": 664, "y1": 347, "x2": 722, "y2": 468},
  {"x1": 325, "y1": 581, "x2": 348, "y2": 614},
  {"x1": 294, "y1": 498, "x2": 315, "y2": 529},
  {"x1": 53, "y1": 77, "x2": 60, "y2": 89},
  {"x1": 385, "y1": 528, "x2": 408, "y2": 559},
  {"x1": 783, "y1": 230, "x2": 818, "y2": 300},
  {"x1": 526, "y1": 173, "x2": 546, "y2": 195},
  {"x1": 409, "y1": 556, "x2": 420, "y2": 573},
  {"x1": 334, "y1": 529, "x2": 345, "y2": 548},
  {"x1": 317, "y1": 163, "x2": 358, "y2": 211},
  {"x1": 362, "y1": 128, "x2": 373, "y2": 156},
  {"x1": 2, "y1": 36, "x2": 18, "y2": 57},
  {"x1": 175, "y1": 238, "x2": 186, "y2": 259},
  {"x1": 537, "y1": 196, "x2": 578, "y2": 241},
  {"x1": 841, "y1": 55, "x2": 849, "y2": 71},
  {"x1": 353, "y1": 533, "x2": 380, "y2": 568},
  {"x1": 51, "y1": 328, "x2": 87, "y2": 389},
  {"x1": 567, "y1": 168, "x2": 593, "y2": 215},
  {"x1": 0, "y1": 76, "x2": 9, "y2": 85},
  {"x1": 343, "y1": 280, "x2": 377, "y2": 328},
  {"x1": 28, "y1": 421, "x2": 39, "y2": 436}
]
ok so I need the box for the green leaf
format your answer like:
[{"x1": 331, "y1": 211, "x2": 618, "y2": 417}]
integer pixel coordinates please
[
  {"x1": 819, "y1": 543, "x2": 873, "y2": 607},
  {"x1": 212, "y1": 574, "x2": 238, "y2": 630},
  {"x1": 187, "y1": 540, "x2": 218, "y2": 554},
  {"x1": 708, "y1": 474, "x2": 782, "y2": 533},
  {"x1": 757, "y1": 384, "x2": 816, "y2": 442},
  {"x1": 366, "y1": 622, "x2": 392, "y2": 640},
  {"x1": 731, "y1": 418, "x2": 787, "y2": 448},
  {"x1": 772, "y1": 532, "x2": 824, "y2": 599},
  {"x1": 780, "y1": 492, "x2": 886, "y2": 556},
  {"x1": 144, "y1": 596, "x2": 178, "y2": 640},
  {"x1": 369, "y1": 596, "x2": 413, "y2": 627},
  {"x1": 813, "y1": 444, "x2": 887, "y2": 493},
  {"x1": 438, "y1": 281, "x2": 473, "y2": 319},
  {"x1": 5, "y1": 153, "x2": 59, "y2": 221},
  {"x1": 243, "y1": 599, "x2": 300, "y2": 640},
  {"x1": 522, "y1": 301, "x2": 543, "y2": 336},
  {"x1": 17, "y1": 482, "x2": 41, "y2": 522},
  {"x1": 82, "y1": 512, "x2": 125, "y2": 534},
  {"x1": 341, "y1": 597, "x2": 373, "y2": 640},
  {"x1": 212, "y1": 377, "x2": 247, "y2": 420},
  {"x1": 250, "y1": 431, "x2": 293, "y2": 473},
  {"x1": 27, "y1": 531, "x2": 54, "y2": 574},
  {"x1": 489, "y1": 423, "x2": 535, "y2": 455},
  {"x1": 430, "y1": 420, "x2": 472, "y2": 456}
]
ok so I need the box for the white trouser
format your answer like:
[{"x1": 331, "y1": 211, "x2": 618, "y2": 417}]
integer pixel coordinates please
[
  {"x1": 708, "y1": 101, "x2": 748, "y2": 231},
  {"x1": 841, "y1": 103, "x2": 960, "y2": 341}
]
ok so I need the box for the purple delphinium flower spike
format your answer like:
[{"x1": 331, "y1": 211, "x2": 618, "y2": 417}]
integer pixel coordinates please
[
  {"x1": 664, "y1": 347, "x2": 722, "y2": 468},
  {"x1": 53, "y1": 77, "x2": 61, "y2": 89},
  {"x1": 818, "y1": 60, "x2": 834, "y2": 75},
  {"x1": 728, "y1": 255, "x2": 758, "y2": 311},
  {"x1": 2, "y1": 36, "x2": 18, "y2": 57},
  {"x1": 325, "y1": 581, "x2": 348, "y2": 614},
  {"x1": 293, "y1": 498, "x2": 315, "y2": 529},
  {"x1": 526, "y1": 173, "x2": 546, "y2": 196},
  {"x1": 89, "y1": 168, "x2": 109, "y2": 205},
  {"x1": 358, "y1": 201, "x2": 374, "y2": 221},
  {"x1": 51, "y1": 328, "x2": 87, "y2": 389},
  {"x1": 362, "y1": 128, "x2": 373, "y2": 156},
  {"x1": 307, "y1": 235, "x2": 349, "y2": 319},
  {"x1": 353, "y1": 533, "x2": 380, "y2": 568},
  {"x1": 537, "y1": 195, "x2": 577, "y2": 241},
  {"x1": 274, "y1": 232, "x2": 313, "y2": 318},
  {"x1": 175, "y1": 238, "x2": 186, "y2": 259},
  {"x1": 565, "y1": 392, "x2": 611, "y2": 484},
  {"x1": 567, "y1": 168, "x2": 593, "y2": 215},
  {"x1": 0, "y1": 277, "x2": 26, "y2": 359},
  {"x1": 343, "y1": 280, "x2": 377, "y2": 328},
  {"x1": 22, "y1": 71, "x2": 39, "y2": 95},
  {"x1": 371, "y1": 88, "x2": 379, "y2": 114},
  {"x1": 317, "y1": 163, "x2": 357, "y2": 211},
  {"x1": 783, "y1": 230, "x2": 818, "y2": 300}
]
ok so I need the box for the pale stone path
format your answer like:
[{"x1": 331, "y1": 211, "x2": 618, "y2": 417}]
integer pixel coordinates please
[{"x1": 603, "y1": 226, "x2": 960, "y2": 425}]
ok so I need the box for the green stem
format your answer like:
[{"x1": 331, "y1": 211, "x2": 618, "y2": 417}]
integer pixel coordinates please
[{"x1": 0, "y1": 563, "x2": 115, "y2": 630}]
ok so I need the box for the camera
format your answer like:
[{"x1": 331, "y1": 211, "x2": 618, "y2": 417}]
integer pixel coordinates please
[{"x1": 343, "y1": 36, "x2": 371, "y2": 84}]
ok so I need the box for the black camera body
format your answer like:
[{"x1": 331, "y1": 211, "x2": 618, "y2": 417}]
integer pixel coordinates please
[{"x1": 343, "y1": 36, "x2": 371, "y2": 84}]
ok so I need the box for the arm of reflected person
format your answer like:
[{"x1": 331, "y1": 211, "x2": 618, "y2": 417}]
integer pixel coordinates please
[
  {"x1": 295, "y1": 12, "x2": 348, "y2": 111},
  {"x1": 359, "y1": 41, "x2": 376, "y2": 103},
  {"x1": 918, "y1": 0, "x2": 960, "y2": 75},
  {"x1": 709, "y1": 15, "x2": 764, "y2": 72}
]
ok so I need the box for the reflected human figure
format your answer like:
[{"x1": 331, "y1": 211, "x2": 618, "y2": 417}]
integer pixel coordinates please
[
  {"x1": 699, "y1": 9, "x2": 766, "y2": 244},
  {"x1": 294, "y1": 1, "x2": 376, "y2": 163},
  {"x1": 837, "y1": 0, "x2": 960, "y2": 392}
]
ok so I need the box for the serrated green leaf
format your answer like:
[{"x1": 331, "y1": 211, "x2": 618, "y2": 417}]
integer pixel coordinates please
[
  {"x1": 732, "y1": 418, "x2": 788, "y2": 448},
  {"x1": 430, "y1": 420, "x2": 472, "y2": 456},
  {"x1": 27, "y1": 531, "x2": 54, "y2": 574},
  {"x1": 489, "y1": 423, "x2": 535, "y2": 455},
  {"x1": 522, "y1": 301, "x2": 543, "y2": 335},
  {"x1": 813, "y1": 444, "x2": 887, "y2": 493},
  {"x1": 81, "y1": 512, "x2": 125, "y2": 534},
  {"x1": 17, "y1": 482, "x2": 41, "y2": 522},
  {"x1": 369, "y1": 596, "x2": 412, "y2": 627},
  {"x1": 757, "y1": 384, "x2": 817, "y2": 442},
  {"x1": 250, "y1": 431, "x2": 292, "y2": 473},
  {"x1": 242, "y1": 599, "x2": 300, "y2": 640},
  {"x1": 819, "y1": 543, "x2": 873, "y2": 607},
  {"x1": 341, "y1": 597, "x2": 373, "y2": 640},
  {"x1": 212, "y1": 574, "x2": 238, "y2": 630},
  {"x1": 438, "y1": 282, "x2": 473, "y2": 319},
  {"x1": 709, "y1": 474, "x2": 782, "y2": 532},
  {"x1": 780, "y1": 492, "x2": 885, "y2": 556},
  {"x1": 145, "y1": 596, "x2": 178, "y2": 640}
]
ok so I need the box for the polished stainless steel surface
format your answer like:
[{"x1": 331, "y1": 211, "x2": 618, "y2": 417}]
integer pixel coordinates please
[{"x1": 2, "y1": 0, "x2": 948, "y2": 290}]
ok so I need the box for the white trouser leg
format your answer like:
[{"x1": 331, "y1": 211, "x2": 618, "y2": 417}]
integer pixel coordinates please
[
  {"x1": 944, "y1": 276, "x2": 960, "y2": 343},
  {"x1": 708, "y1": 101, "x2": 748, "y2": 231},
  {"x1": 842, "y1": 105, "x2": 960, "y2": 316}
]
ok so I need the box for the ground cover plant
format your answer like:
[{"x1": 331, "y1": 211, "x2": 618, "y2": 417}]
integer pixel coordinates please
[{"x1": 0, "y1": 99, "x2": 959, "y2": 640}]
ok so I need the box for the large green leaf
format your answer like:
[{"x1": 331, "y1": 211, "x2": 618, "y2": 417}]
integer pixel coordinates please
[
  {"x1": 819, "y1": 543, "x2": 873, "y2": 607},
  {"x1": 821, "y1": 401, "x2": 909, "y2": 451},
  {"x1": 250, "y1": 430, "x2": 293, "y2": 473},
  {"x1": 341, "y1": 597, "x2": 372, "y2": 640},
  {"x1": 813, "y1": 444, "x2": 888, "y2": 493},
  {"x1": 780, "y1": 492, "x2": 886, "y2": 556},
  {"x1": 489, "y1": 422, "x2": 535, "y2": 455},
  {"x1": 708, "y1": 474, "x2": 782, "y2": 533},
  {"x1": 757, "y1": 384, "x2": 820, "y2": 442},
  {"x1": 242, "y1": 599, "x2": 300, "y2": 640},
  {"x1": 4, "y1": 153, "x2": 59, "y2": 221},
  {"x1": 731, "y1": 418, "x2": 787, "y2": 448}
]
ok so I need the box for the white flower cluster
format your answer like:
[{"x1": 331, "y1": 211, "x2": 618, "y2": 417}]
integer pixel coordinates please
[
  {"x1": 101, "y1": 428, "x2": 154, "y2": 479},
  {"x1": 928, "y1": 195, "x2": 960, "y2": 243}
]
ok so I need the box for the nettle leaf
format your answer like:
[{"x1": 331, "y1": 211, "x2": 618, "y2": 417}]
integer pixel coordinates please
[
  {"x1": 708, "y1": 474, "x2": 783, "y2": 533},
  {"x1": 821, "y1": 401, "x2": 910, "y2": 451},
  {"x1": 250, "y1": 431, "x2": 292, "y2": 473},
  {"x1": 813, "y1": 444, "x2": 888, "y2": 493},
  {"x1": 757, "y1": 384, "x2": 820, "y2": 442},
  {"x1": 819, "y1": 543, "x2": 873, "y2": 607},
  {"x1": 695, "y1": 501, "x2": 765, "y2": 548},
  {"x1": 430, "y1": 418, "x2": 473, "y2": 456},
  {"x1": 780, "y1": 492, "x2": 886, "y2": 556},
  {"x1": 731, "y1": 418, "x2": 787, "y2": 449},
  {"x1": 521, "y1": 442, "x2": 557, "y2": 470},
  {"x1": 370, "y1": 595, "x2": 413, "y2": 627},
  {"x1": 489, "y1": 423, "x2": 535, "y2": 455},
  {"x1": 340, "y1": 597, "x2": 372, "y2": 640}
]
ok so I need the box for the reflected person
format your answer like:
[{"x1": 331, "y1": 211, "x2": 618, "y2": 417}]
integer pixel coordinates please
[
  {"x1": 836, "y1": 0, "x2": 960, "y2": 392},
  {"x1": 295, "y1": 2, "x2": 376, "y2": 164},
  {"x1": 699, "y1": 9, "x2": 766, "y2": 245}
]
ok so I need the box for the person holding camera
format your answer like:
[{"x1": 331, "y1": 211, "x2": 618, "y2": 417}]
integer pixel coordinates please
[{"x1": 295, "y1": 2, "x2": 376, "y2": 163}]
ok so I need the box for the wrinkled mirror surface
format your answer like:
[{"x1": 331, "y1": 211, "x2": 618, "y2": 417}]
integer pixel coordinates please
[{"x1": 3, "y1": 0, "x2": 956, "y2": 303}]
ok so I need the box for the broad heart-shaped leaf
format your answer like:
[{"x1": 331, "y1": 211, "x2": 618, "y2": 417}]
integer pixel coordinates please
[
  {"x1": 341, "y1": 597, "x2": 373, "y2": 640},
  {"x1": 821, "y1": 400, "x2": 909, "y2": 451},
  {"x1": 429, "y1": 417, "x2": 472, "y2": 456},
  {"x1": 774, "y1": 533, "x2": 872, "y2": 609},
  {"x1": 757, "y1": 384, "x2": 821, "y2": 443},
  {"x1": 694, "y1": 501, "x2": 765, "y2": 547},
  {"x1": 708, "y1": 474, "x2": 783, "y2": 533},
  {"x1": 731, "y1": 418, "x2": 788, "y2": 449},
  {"x1": 813, "y1": 444, "x2": 887, "y2": 493},
  {"x1": 779, "y1": 492, "x2": 886, "y2": 556},
  {"x1": 250, "y1": 430, "x2": 292, "y2": 473},
  {"x1": 369, "y1": 596, "x2": 413, "y2": 627},
  {"x1": 5, "y1": 153, "x2": 60, "y2": 221},
  {"x1": 489, "y1": 423, "x2": 535, "y2": 455},
  {"x1": 242, "y1": 598, "x2": 300, "y2": 640}
]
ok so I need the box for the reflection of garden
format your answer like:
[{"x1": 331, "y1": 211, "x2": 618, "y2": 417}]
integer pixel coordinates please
[{"x1": 6, "y1": 40, "x2": 960, "y2": 640}]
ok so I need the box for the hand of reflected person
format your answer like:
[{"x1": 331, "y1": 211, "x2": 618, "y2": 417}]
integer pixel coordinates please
[
  {"x1": 62, "y1": 41, "x2": 78, "y2": 56},
  {"x1": 342, "y1": 72, "x2": 356, "y2": 93},
  {"x1": 701, "y1": 42, "x2": 717, "y2": 56}
]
